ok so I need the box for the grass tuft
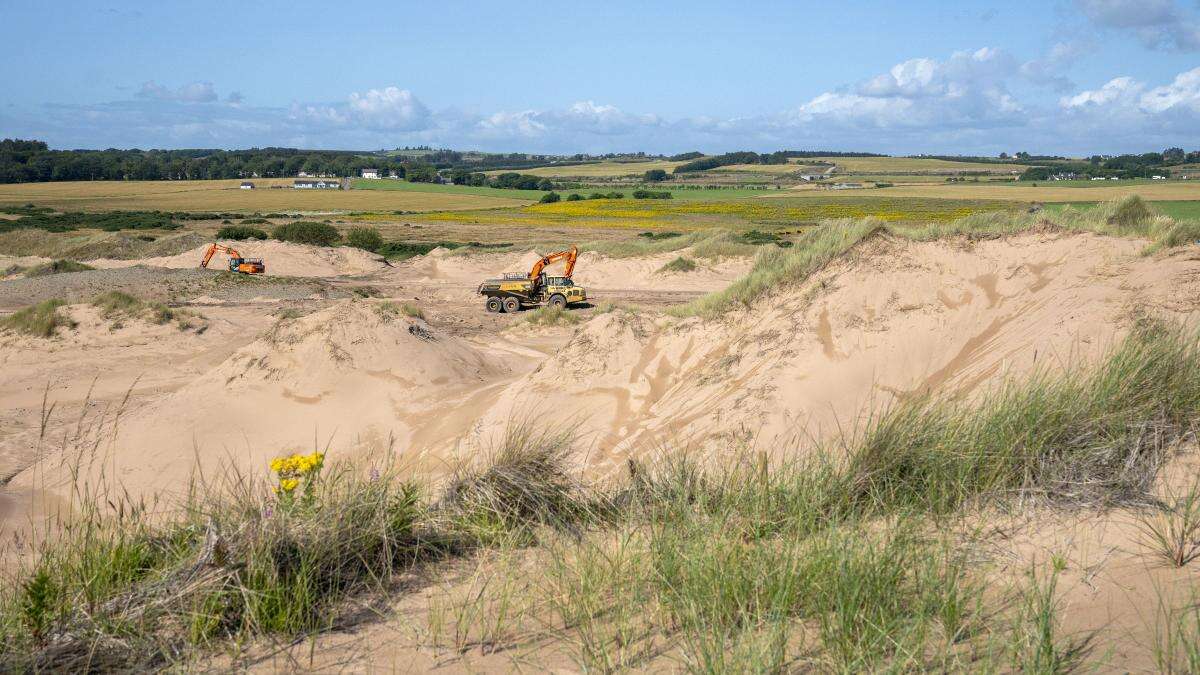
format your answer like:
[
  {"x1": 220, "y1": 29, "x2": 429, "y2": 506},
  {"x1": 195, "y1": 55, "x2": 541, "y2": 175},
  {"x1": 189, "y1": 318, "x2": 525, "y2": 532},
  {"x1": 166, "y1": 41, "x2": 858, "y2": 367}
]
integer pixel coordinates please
[
  {"x1": 657, "y1": 256, "x2": 697, "y2": 273},
  {"x1": 523, "y1": 306, "x2": 581, "y2": 327},
  {"x1": 1, "y1": 299, "x2": 75, "y2": 337},
  {"x1": 847, "y1": 317, "x2": 1200, "y2": 512},
  {"x1": 1137, "y1": 478, "x2": 1200, "y2": 567}
]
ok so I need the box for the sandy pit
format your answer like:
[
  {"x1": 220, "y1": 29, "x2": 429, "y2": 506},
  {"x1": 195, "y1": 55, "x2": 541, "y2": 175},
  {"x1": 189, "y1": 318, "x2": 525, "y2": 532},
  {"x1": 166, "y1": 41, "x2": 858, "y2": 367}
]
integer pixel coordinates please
[
  {"x1": 88, "y1": 240, "x2": 391, "y2": 277},
  {"x1": 6, "y1": 231, "x2": 1200, "y2": 516}
]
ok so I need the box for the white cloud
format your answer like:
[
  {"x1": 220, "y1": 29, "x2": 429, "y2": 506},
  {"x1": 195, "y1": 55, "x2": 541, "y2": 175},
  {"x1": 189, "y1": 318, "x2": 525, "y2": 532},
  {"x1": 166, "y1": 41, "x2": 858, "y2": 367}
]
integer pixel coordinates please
[
  {"x1": 1060, "y1": 76, "x2": 1143, "y2": 107},
  {"x1": 1076, "y1": 0, "x2": 1200, "y2": 51},
  {"x1": 292, "y1": 86, "x2": 432, "y2": 132},
  {"x1": 135, "y1": 80, "x2": 218, "y2": 103}
]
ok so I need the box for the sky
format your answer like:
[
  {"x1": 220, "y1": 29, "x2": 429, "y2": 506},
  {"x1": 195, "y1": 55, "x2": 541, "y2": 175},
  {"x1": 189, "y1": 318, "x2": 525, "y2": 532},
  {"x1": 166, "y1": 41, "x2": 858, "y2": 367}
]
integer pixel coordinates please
[{"x1": 2, "y1": 0, "x2": 1200, "y2": 156}]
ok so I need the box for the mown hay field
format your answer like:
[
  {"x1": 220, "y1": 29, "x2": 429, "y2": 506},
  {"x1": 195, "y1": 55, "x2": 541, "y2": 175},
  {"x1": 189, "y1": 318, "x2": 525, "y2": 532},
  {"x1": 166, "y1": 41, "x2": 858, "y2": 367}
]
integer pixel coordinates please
[
  {"x1": 0, "y1": 180, "x2": 533, "y2": 213},
  {"x1": 823, "y1": 156, "x2": 1031, "y2": 173},
  {"x1": 483, "y1": 159, "x2": 687, "y2": 178},
  {"x1": 395, "y1": 195, "x2": 1013, "y2": 231}
]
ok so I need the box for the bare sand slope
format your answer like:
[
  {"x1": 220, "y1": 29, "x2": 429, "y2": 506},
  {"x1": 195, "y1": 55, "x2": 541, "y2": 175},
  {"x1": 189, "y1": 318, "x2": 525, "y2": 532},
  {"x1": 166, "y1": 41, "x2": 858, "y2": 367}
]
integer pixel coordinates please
[
  {"x1": 467, "y1": 231, "x2": 1200, "y2": 473},
  {"x1": 5, "y1": 302, "x2": 535, "y2": 507},
  {"x1": 88, "y1": 240, "x2": 389, "y2": 277},
  {"x1": 393, "y1": 247, "x2": 752, "y2": 292}
]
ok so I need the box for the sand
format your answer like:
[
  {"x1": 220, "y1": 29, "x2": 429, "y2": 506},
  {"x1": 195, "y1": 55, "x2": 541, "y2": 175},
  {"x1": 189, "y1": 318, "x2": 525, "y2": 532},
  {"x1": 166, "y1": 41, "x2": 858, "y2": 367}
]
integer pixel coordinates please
[
  {"x1": 9, "y1": 230, "x2": 1200, "y2": 513},
  {"x1": 88, "y1": 240, "x2": 390, "y2": 277}
]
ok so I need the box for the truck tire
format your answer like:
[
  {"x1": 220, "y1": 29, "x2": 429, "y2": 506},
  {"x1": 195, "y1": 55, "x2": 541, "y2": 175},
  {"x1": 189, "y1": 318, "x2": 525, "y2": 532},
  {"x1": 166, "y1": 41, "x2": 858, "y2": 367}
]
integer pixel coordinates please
[
  {"x1": 485, "y1": 297, "x2": 502, "y2": 313},
  {"x1": 502, "y1": 297, "x2": 520, "y2": 313},
  {"x1": 548, "y1": 294, "x2": 567, "y2": 309}
]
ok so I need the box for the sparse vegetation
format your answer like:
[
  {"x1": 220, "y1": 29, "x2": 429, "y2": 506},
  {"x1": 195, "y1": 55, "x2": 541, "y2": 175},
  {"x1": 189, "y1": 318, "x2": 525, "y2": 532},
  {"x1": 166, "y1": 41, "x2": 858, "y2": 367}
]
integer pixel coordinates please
[
  {"x1": 91, "y1": 291, "x2": 204, "y2": 331},
  {"x1": 5, "y1": 321, "x2": 1198, "y2": 669},
  {"x1": 0, "y1": 299, "x2": 74, "y2": 337},
  {"x1": 374, "y1": 301, "x2": 425, "y2": 321},
  {"x1": 523, "y1": 306, "x2": 581, "y2": 327},
  {"x1": 22, "y1": 259, "x2": 94, "y2": 277}
]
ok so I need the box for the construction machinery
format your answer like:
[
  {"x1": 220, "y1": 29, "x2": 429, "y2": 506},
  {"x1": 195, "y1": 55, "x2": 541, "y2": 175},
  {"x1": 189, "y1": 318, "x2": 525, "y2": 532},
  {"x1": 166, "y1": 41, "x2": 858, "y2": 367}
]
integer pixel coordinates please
[
  {"x1": 478, "y1": 245, "x2": 587, "y2": 313},
  {"x1": 200, "y1": 243, "x2": 265, "y2": 274}
]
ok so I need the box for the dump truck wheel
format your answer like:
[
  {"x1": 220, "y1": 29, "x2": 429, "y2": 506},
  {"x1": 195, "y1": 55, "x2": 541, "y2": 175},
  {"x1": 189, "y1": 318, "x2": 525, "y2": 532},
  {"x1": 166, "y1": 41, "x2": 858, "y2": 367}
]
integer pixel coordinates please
[
  {"x1": 548, "y1": 294, "x2": 567, "y2": 309},
  {"x1": 502, "y1": 297, "x2": 520, "y2": 313},
  {"x1": 485, "y1": 297, "x2": 502, "y2": 313}
]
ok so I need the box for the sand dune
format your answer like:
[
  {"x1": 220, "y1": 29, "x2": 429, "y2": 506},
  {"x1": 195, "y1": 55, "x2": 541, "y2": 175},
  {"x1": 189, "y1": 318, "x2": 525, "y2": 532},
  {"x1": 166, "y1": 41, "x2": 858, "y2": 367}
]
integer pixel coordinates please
[
  {"x1": 9, "y1": 231, "x2": 1200, "y2": 511},
  {"x1": 88, "y1": 240, "x2": 390, "y2": 277},
  {"x1": 466, "y1": 231, "x2": 1200, "y2": 472}
]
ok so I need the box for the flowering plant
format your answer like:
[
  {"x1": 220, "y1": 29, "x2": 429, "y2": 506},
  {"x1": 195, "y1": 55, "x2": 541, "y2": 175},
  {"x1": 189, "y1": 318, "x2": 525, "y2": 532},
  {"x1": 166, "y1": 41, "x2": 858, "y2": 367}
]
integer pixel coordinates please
[{"x1": 269, "y1": 451, "x2": 325, "y2": 504}]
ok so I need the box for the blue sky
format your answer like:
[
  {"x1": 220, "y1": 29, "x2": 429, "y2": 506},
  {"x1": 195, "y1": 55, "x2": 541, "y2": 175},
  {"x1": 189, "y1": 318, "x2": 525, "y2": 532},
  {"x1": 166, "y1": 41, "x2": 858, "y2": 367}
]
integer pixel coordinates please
[{"x1": 2, "y1": 0, "x2": 1200, "y2": 155}]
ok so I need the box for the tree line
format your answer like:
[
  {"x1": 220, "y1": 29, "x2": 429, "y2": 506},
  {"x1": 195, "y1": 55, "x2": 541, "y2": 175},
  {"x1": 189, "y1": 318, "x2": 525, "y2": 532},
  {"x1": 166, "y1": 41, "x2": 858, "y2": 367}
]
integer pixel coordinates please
[{"x1": 0, "y1": 140, "x2": 440, "y2": 184}]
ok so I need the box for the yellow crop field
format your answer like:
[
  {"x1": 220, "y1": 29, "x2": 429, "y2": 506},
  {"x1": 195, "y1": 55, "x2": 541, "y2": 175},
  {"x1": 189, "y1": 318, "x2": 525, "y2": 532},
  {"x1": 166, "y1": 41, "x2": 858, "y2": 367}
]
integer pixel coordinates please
[
  {"x1": 0, "y1": 179, "x2": 533, "y2": 213},
  {"x1": 869, "y1": 181, "x2": 1200, "y2": 202},
  {"x1": 483, "y1": 160, "x2": 687, "y2": 178},
  {"x1": 408, "y1": 195, "x2": 1009, "y2": 231},
  {"x1": 825, "y1": 156, "x2": 1031, "y2": 174}
]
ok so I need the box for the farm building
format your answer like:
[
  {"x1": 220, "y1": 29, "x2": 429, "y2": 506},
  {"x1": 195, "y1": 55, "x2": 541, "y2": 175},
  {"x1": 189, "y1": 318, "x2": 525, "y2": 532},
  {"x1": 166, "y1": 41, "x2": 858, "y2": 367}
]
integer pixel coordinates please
[
  {"x1": 239, "y1": 181, "x2": 255, "y2": 190},
  {"x1": 361, "y1": 168, "x2": 381, "y2": 179},
  {"x1": 293, "y1": 179, "x2": 340, "y2": 190}
]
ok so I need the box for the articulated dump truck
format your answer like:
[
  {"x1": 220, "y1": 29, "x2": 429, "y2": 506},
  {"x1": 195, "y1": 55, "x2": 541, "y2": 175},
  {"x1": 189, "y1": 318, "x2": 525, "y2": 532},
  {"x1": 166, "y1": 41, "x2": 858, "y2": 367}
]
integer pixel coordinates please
[{"x1": 478, "y1": 245, "x2": 587, "y2": 313}]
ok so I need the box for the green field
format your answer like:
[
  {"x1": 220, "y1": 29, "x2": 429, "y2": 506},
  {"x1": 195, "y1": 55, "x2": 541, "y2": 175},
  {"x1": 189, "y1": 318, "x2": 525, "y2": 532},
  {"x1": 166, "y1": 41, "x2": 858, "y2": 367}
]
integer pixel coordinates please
[
  {"x1": 1045, "y1": 200, "x2": 1200, "y2": 221},
  {"x1": 349, "y1": 178, "x2": 545, "y2": 200}
]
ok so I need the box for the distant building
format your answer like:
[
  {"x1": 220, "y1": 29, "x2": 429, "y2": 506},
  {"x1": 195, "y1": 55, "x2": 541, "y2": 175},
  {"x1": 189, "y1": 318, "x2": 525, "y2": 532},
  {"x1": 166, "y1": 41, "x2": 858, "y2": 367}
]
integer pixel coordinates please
[
  {"x1": 361, "y1": 168, "x2": 381, "y2": 179},
  {"x1": 830, "y1": 182, "x2": 864, "y2": 190},
  {"x1": 294, "y1": 179, "x2": 341, "y2": 190},
  {"x1": 298, "y1": 170, "x2": 311, "y2": 177},
  {"x1": 239, "y1": 181, "x2": 255, "y2": 190},
  {"x1": 1152, "y1": 175, "x2": 1167, "y2": 180}
]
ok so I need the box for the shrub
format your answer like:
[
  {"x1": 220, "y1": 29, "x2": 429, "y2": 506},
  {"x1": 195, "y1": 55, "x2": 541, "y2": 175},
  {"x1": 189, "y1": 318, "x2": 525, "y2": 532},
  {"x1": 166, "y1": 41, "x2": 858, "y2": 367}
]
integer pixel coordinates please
[
  {"x1": 539, "y1": 192, "x2": 562, "y2": 204},
  {"x1": 565, "y1": 193, "x2": 584, "y2": 201},
  {"x1": 216, "y1": 225, "x2": 268, "y2": 240},
  {"x1": 643, "y1": 169, "x2": 669, "y2": 182},
  {"x1": 1, "y1": 299, "x2": 74, "y2": 337},
  {"x1": 658, "y1": 256, "x2": 697, "y2": 273},
  {"x1": 345, "y1": 226, "x2": 383, "y2": 252},
  {"x1": 632, "y1": 189, "x2": 672, "y2": 199},
  {"x1": 23, "y1": 260, "x2": 94, "y2": 277},
  {"x1": 272, "y1": 221, "x2": 340, "y2": 246},
  {"x1": 240, "y1": 217, "x2": 269, "y2": 225},
  {"x1": 637, "y1": 231, "x2": 682, "y2": 241}
]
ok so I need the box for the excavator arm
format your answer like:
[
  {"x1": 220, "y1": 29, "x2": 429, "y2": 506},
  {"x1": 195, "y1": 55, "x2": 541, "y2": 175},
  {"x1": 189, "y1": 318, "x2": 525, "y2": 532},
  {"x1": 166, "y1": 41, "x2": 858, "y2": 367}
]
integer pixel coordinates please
[
  {"x1": 528, "y1": 245, "x2": 578, "y2": 280},
  {"x1": 200, "y1": 243, "x2": 242, "y2": 269}
]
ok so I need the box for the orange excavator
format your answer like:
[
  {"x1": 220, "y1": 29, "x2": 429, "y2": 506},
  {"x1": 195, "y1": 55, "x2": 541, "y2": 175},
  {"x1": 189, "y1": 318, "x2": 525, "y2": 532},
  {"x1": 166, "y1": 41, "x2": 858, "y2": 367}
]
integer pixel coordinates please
[
  {"x1": 200, "y1": 243, "x2": 265, "y2": 274},
  {"x1": 477, "y1": 245, "x2": 587, "y2": 312}
]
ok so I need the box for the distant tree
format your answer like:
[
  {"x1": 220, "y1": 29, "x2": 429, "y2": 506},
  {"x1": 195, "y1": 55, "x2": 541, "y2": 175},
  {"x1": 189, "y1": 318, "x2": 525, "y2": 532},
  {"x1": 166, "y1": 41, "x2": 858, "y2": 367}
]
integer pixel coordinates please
[
  {"x1": 565, "y1": 193, "x2": 583, "y2": 201},
  {"x1": 539, "y1": 192, "x2": 561, "y2": 204},
  {"x1": 643, "y1": 169, "x2": 669, "y2": 182},
  {"x1": 999, "y1": 152, "x2": 1009, "y2": 159},
  {"x1": 1163, "y1": 147, "x2": 1186, "y2": 165},
  {"x1": 405, "y1": 164, "x2": 437, "y2": 183}
]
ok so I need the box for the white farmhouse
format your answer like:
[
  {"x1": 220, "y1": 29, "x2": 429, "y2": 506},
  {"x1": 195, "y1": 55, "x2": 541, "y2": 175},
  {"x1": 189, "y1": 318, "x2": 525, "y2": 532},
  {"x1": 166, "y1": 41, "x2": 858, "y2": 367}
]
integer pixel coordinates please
[
  {"x1": 239, "y1": 181, "x2": 255, "y2": 190},
  {"x1": 361, "y1": 168, "x2": 381, "y2": 179}
]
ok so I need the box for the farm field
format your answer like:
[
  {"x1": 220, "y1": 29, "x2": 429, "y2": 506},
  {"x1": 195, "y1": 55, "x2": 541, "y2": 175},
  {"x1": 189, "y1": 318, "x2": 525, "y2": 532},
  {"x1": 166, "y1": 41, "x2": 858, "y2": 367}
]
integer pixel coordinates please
[
  {"x1": 0, "y1": 179, "x2": 533, "y2": 213},
  {"x1": 393, "y1": 195, "x2": 1013, "y2": 232},
  {"x1": 483, "y1": 159, "x2": 687, "y2": 177},
  {"x1": 1045, "y1": 199, "x2": 1200, "y2": 221},
  {"x1": 349, "y1": 177, "x2": 545, "y2": 200},
  {"x1": 866, "y1": 180, "x2": 1200, "y2": 202},
  {"x1": 822, "y1": 155, "x2": 1032, "y2": 173}
]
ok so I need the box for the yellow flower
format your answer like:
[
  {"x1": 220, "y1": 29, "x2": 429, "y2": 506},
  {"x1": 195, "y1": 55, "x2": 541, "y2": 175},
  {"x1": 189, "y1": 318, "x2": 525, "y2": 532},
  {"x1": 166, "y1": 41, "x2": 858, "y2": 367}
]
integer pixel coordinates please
[{"x1": 278, "y1": 477, "x2": 299, "y2": 493}]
